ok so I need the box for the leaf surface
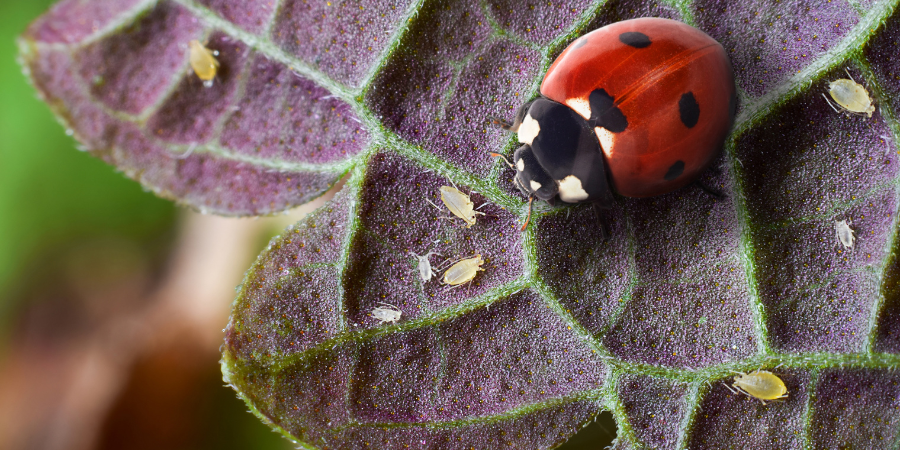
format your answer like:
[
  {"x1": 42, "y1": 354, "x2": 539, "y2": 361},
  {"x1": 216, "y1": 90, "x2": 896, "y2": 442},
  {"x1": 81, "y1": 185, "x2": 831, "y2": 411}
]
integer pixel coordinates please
[{"x1": 20, "y1": 0, "x2": 900, "y2": 448}]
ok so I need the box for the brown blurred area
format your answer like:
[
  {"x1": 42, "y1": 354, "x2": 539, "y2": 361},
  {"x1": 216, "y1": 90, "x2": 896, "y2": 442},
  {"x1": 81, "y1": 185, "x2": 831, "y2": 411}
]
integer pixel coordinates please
[{"x1": 0, "y1": 201, "x2": 331, "y2": 450}]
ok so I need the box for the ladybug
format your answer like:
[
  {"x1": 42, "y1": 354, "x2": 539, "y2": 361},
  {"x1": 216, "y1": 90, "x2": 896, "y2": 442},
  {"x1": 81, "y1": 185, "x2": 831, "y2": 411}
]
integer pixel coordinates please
[{"x1": 493, "y1": 17, "x2": 736, "y2": 235}]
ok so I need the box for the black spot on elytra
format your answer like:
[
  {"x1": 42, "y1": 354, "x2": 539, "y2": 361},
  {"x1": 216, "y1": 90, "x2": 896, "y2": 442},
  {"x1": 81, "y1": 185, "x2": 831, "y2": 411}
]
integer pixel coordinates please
[
  {"x1": 573, "y1": 37, "x2": 588, "y2": 48},
  {"x1": 589, "y1": 89, "x2": 628, "y2": 133},
  {"x1": 664, "y1": 160, "x2": 685, "y2": 180},
  {"x1": 679, "y1": 92, "x2": 700, "y2": 128},
  {"x1": 619, "y1": 31, "x2": 651, "y2": 48}
]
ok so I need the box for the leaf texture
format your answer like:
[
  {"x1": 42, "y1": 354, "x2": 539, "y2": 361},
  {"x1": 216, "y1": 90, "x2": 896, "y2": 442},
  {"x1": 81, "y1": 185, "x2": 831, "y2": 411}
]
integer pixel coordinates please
[{"x1": 20, "y1": 0, "x2": 900, "y2": 448}]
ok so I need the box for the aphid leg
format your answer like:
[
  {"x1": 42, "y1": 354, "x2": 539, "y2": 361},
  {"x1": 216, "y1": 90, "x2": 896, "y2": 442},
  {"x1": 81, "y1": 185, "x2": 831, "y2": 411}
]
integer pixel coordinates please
[
  {"x1": 591, "y1": 202, "x2": 611, "y2": 241},
  {"x1": 723, "y1": 383, "x2": 738, "y2": 395},
  {"x1": 822, "y1": 93, "x2": 842, "y2": 113},
  {"x1": 521, "y1": 196, "x2": 535, "y2": 231},
  {"x1": 732, "y1": 384, "x2": 752, "y2": 399},
  {"x1": 425, "y1": 197, "x2": 455, "y2": 222},
  {"x1": 694, "y1": 180, "x2": 726, "y2": 200},
  {"x1": 844, "y1": 67, "x2": 856, "y2": 83}
]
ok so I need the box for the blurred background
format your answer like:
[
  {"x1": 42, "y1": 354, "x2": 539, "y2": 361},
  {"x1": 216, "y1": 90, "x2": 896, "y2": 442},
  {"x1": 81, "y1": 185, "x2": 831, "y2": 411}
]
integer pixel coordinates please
[{"x1": 0, "y1": 1, "x2": 615, "y2": 449}]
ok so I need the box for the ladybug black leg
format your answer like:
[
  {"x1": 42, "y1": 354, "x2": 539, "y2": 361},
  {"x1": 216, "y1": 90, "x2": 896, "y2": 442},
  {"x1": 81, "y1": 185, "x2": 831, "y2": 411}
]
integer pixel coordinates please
[
  {"x1": 694, "y1": 180, "x2": 726, "y2": 200},
  {"x1": 591, "y1": 202, "x2": 611, "y2": 241},
  {"x1": 489, "y1": 101, "x2": 533, "y2": 132}
]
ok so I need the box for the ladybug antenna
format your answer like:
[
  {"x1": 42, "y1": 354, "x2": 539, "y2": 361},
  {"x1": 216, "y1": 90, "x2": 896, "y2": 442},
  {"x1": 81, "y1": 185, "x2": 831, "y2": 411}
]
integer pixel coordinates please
[
  {"x1": 487, "y1": 116, "x2": 514, "y2": 130},
  {"x1": 490, "y1": 152, "x2": 515, "y2": 169},
  {"x1": 521, "y1": 196, "x2": 534, "y2": 231}
]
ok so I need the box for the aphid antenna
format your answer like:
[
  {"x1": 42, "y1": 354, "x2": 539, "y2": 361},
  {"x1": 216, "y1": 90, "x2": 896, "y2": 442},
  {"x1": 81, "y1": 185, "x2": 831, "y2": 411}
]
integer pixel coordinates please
[
  {"x1": 822, "y1": 93, "x2": 841, "y2": 114},
  {"x1": 377, "y1": 301, "x2": 401, "y2": 309},
  {"x1": 844, "y1": 67, "x2": 856, "y2": 83},
  {"x1": 440, "y1": 253, "x2": 481, "y2": 266},
  {"x1": 176, "y1": 143, "x2": 197, "y2": 160}
]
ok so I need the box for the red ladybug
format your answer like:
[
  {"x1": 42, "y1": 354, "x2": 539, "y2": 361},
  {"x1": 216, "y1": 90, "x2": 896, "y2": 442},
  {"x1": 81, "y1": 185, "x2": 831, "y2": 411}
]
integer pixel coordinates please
[{"x1": 493, "y1": 17, "x2": 736, "y2": 234}]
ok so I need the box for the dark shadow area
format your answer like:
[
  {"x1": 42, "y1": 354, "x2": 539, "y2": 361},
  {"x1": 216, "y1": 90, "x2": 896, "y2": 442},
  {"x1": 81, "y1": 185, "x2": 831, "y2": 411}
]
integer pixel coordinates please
[{"x1": 558, "y1": 410, "x2": 617, "y2": 449}]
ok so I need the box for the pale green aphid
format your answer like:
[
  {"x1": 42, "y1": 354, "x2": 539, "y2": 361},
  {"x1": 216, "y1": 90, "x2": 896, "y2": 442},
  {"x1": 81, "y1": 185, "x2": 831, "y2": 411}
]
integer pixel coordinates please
[
  {"x1": 823, "y1": 71, "x2": 874, "y2": 118},
  {"x1": 427, "y1": 185, "x2": 485, "y2": 228},
  {"x1": 189, "y1": 40, "x2": 219, "y2": 87},
  {"x1": 726, "y1": 369, "x2": 788, "y2": 405},
  {"x1": 442, "y1": 254, "x2": 485, "y2": 286}
]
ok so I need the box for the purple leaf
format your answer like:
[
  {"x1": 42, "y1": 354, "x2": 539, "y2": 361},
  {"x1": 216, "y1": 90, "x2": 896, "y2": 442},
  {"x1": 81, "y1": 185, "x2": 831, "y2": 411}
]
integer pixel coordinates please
[{"x1": 20, "y1": 0, "x2": 900, "y2": 448}]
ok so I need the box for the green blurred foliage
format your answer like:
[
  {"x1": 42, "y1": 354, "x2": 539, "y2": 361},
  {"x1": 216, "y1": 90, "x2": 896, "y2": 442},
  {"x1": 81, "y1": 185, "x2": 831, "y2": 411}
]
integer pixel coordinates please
[
  {"x1": 0, "y1": 0, "x2": 176, "y2": 324},
  {"x1": 0, "y1": 2, "x2": 290, "y2": 449}
]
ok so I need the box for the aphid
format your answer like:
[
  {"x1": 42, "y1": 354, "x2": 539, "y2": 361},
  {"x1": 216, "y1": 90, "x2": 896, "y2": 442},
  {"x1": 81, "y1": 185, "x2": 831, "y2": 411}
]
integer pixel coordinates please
[
  {"x1": 409, "y1": 250, "x2": 440, "y2": 282},
  {"x1": 427, "y1": 185, "x2": 485, "y2": 227},
  {"x1": 189, "y1": 40, "x2": 220, "y2": 87},
  {"x1": 442, "y1": 254, "x2": 485, "y2": 286},
  {"x1": 834, "y1": 218, "x2": 855, "y2": 250},
  {"x1": 823, "y1": 71, "x2": 874, "y2": 118},
  {"x1": 725, "y1": 369, "x2": 788, "y2": 405},
  {"x1": 371, "y1": 303, "x2": 402, "y2": 324}
]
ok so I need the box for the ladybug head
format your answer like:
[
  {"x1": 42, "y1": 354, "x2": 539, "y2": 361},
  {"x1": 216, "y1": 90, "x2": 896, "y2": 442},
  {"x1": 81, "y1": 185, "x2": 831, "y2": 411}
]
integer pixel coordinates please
[
  {"x1": 511, "y1": 144, "x2": 559, "y2": 203},
  {"x1": 495, "y1": 98, "x2": 614, "y2": 204}
]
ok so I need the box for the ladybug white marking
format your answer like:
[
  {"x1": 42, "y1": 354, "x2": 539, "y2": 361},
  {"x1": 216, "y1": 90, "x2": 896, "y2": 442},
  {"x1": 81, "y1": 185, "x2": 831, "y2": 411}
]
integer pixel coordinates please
[
  {"x1": 725, "y1": 369, "x2": 788, "y2": 405},
  {"x1": 566, "y1": 98, "x2": 592, "y2": 120},
  {"x1": 834, "y1": 218, "x2": 855, "y2": 250},
  {"x1": 371, "y1": 303, "x2": 402, "y2": 324},
  {"x1": 442, "y1": 254, "x2": 485, "y2": 286},
  {"x1": 529, "y1": 180, "x2": 542, "y2": 191},
  {"x1": 409, "y1": 250, "x2": 440, "y2": 282},
  {"x1": 557, "y1": 175, "x2": 589, "y2": 202},
  {"x1": 518, "y1": 114, "x2": 540, "y2": 145},
  {"x1": 188, "y1": 40, "x2": 219, "y2": 87},
  {"x1": 594, "y1": 127, "x2": 615, "y2": 151},
  {"x1": 823, "y1": 72, "x2": 874, "y2": 118},
  {"x1": 516, "y1": 158, "x2": 525, "y2": 172}
]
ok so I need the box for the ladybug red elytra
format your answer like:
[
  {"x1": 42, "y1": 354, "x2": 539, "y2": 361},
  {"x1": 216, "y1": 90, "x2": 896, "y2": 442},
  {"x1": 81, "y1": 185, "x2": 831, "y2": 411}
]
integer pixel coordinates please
[{"x1": 493, "y1": 17, "x2": 736, "y2": 234}]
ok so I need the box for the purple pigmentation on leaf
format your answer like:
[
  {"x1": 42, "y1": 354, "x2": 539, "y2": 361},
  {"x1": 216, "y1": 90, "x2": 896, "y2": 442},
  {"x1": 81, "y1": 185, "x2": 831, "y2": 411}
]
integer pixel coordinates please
[{"x1": 19, "y1": 0, "x2": 900, "y2": 448}]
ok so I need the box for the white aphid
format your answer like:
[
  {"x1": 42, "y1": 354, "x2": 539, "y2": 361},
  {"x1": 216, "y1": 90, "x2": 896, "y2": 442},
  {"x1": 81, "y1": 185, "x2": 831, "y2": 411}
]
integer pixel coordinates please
[
  {"x1": 409, "y1": 250, "x2": 440, "y2": 282},
  {"x1": 371, "y1": 303, "x2": 402, "y2": 324},
  {"x1": 834, "y1": 218, "x2": 855, "y2": 250},
  {"x1": 823, "y1": 71, "x2": 874, "y2": 118}
]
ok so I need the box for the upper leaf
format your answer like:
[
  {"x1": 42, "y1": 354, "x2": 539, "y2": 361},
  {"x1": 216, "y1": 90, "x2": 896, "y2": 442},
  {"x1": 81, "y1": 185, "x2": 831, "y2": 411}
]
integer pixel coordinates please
[{"x1": 20, "y1": 0, "x2": 900, "y2": 448}]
